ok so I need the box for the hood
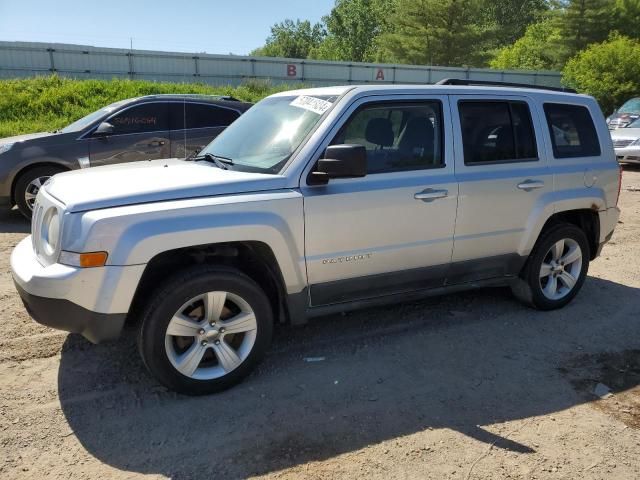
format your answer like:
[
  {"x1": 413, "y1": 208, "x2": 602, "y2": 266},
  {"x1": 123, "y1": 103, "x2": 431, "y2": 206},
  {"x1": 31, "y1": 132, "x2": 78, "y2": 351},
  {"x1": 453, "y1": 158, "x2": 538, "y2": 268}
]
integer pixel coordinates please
[
  {"x1": 0, "y1": 131, "x2": 54, "y2": 145},
  {"x1": 44, "y1": 158, "x2": 288, "y2": 212},
  {"x1": 608, "y1": 112, "x2": 640, "y2": 128},
  {"x1": 610, "y1": 128, "x2": 640, "y2": 141}
]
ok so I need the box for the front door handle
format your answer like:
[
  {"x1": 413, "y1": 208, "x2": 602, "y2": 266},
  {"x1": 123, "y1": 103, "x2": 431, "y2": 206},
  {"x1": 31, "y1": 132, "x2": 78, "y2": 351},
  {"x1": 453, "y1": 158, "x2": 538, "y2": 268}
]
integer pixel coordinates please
[
  {"x1": 414, "y1": 188, "x2": 448, "y2": 202},
  {"x1": 517, "y1": 180, "x2": 545, "y2": 191},
  {"x1": 148, "y1": 140, "x2": 166, "y2": 147}
]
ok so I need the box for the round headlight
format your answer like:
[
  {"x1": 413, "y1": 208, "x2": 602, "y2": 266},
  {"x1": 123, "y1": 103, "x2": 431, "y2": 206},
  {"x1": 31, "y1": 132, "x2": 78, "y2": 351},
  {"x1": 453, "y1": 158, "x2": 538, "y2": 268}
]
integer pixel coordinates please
[{"x1": 41, "y1": 208, "x2": 60, "y2": 256}]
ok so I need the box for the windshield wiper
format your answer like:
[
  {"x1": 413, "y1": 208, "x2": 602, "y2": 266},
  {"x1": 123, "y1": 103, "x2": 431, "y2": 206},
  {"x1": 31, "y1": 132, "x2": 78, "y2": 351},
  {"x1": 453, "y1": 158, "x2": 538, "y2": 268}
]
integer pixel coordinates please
[{"x1": 196, "y1": 153, "x2": 234, "y2": 170}]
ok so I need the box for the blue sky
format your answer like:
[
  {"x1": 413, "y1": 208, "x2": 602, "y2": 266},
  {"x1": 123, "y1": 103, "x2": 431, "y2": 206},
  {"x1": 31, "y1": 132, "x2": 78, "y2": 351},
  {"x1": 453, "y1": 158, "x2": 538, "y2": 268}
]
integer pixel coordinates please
[{"x1": 0, "y1": 0, "x2": 335, "y2": 55}]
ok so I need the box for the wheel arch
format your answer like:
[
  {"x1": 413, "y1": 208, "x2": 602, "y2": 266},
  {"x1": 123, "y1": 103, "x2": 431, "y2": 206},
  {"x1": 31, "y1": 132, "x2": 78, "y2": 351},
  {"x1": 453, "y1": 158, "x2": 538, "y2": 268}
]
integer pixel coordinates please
[
  {"x1": 10, "y1": 161, "x2": 69, "y2": 205},
  {"x1": 127, "y1": 241, "x2": 291, "y2": 327},
  {"x1": 537, "y1": 209, "x2": 600, "y2": 260}
]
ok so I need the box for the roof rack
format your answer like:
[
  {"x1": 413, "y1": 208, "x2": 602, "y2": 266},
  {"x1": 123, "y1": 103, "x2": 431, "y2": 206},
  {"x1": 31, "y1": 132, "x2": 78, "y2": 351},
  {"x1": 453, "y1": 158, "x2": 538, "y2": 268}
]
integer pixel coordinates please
[
  {"x1": 436, "y1": 78, "x2": 577, "y2": 94},
  {"x1": 142, "y1": 94, "x2": 241, "y2": 101}
]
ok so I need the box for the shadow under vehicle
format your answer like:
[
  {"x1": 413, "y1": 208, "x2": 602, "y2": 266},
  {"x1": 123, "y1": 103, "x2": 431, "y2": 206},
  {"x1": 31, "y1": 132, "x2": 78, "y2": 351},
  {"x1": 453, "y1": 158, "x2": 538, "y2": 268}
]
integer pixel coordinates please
[{"x1": 57, "y1": 276, "x2": 640, "y2": 478}]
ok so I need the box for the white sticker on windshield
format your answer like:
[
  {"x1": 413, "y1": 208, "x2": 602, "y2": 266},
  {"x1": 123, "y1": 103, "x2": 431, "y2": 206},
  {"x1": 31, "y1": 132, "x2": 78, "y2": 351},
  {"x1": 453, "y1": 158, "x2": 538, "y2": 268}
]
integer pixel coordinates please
[{"x1": 290, "y1": 95, "x2": 332, "y2": 115}]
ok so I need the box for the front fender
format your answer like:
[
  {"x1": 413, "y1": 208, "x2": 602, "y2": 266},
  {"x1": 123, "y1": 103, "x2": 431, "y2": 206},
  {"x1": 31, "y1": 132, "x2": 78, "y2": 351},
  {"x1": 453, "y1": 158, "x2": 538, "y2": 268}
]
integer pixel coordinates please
[
  {"x1": 0, "y1": 155, "x2": 72, "y2": 200},
  {"x1": 61, "y1": 191, "x2": 307, "y2": 294}
]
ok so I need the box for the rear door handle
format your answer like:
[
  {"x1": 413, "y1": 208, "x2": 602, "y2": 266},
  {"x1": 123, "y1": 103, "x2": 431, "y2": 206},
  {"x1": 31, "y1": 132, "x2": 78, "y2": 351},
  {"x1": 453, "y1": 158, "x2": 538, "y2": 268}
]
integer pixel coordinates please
[
  {"x1": 149, "y1": 140, "x2": 166, "y2": 147},
  {"x1": 414, "y1": 188, "x2": 448, "y2": 202},
  {"x1": 517, "y1": 180, "x2": 545, "y2": 191}
]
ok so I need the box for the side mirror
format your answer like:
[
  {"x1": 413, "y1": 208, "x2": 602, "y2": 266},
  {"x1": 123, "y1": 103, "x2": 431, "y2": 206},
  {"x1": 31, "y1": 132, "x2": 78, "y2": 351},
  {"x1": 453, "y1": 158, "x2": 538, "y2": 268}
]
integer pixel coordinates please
[
  {"x1": 310, "y1": 144, "x2": 367, "y2": 184},
  {"x1": 93, "y1": 121, "x2": 114, "y2": 137}
]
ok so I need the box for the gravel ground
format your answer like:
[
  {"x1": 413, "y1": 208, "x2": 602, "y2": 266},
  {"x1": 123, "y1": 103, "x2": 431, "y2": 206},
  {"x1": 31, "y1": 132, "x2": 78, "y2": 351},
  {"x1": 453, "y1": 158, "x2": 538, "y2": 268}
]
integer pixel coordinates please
[{"x1": 1, "y1": 168, "x2": 640, "y2": 480}]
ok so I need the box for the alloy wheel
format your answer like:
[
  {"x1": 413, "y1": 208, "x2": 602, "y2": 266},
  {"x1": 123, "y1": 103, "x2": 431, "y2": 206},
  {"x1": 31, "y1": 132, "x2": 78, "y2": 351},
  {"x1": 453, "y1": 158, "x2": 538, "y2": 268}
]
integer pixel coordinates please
[
  {"x1": 164, "y1": 291, "x2": 257, "y2": 380},
  {"x1": 539, "y1": 238, "x2": 583, "y2": 301},
  {"x1": 24, "y1": 176, "x2": 50, "y2": 211}
]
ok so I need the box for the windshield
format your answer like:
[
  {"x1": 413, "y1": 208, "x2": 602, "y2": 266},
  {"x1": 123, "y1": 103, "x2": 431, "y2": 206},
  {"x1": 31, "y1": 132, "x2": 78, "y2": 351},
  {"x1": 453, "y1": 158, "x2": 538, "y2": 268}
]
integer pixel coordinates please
[
  {"x1": 60, "y1": 99, "x2": 132, "y2": 133},
  {"x1": 627, "y1": 118, "x2": 640, "y2": 128},
  {"x1": 200, "y1": 94, "x2": 337, "y2": 173},
  {"x1": 618, "y1": 98, "x2": 640, "y2": 114}
]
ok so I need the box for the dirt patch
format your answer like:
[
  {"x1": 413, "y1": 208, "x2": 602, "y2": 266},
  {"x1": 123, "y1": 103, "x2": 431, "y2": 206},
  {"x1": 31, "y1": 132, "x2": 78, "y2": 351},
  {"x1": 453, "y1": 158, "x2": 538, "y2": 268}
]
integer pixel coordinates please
[
  {"x1": 1, "y1": 169, "x2": 640, "y2": 479},
  {"x1": 563, "y1": 349, "x2": 640, "y2": 429}
]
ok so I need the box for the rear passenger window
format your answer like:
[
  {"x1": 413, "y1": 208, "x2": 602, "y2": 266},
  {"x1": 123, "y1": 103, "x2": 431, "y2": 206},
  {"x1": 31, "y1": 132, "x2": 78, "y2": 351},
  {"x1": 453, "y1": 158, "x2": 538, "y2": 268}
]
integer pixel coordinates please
[
  {"x1": 544, "y1": 103, "x2": 601, "y2": 158},
  {"x1": 170, "y1": 103, "x2": 240, "y2": 130},
  {"x1": 459, "y1": 101, "x2": 537, "y2": 165},
  {"x1": 331, "y1": 102, "x2": 444, "y2": 174}
]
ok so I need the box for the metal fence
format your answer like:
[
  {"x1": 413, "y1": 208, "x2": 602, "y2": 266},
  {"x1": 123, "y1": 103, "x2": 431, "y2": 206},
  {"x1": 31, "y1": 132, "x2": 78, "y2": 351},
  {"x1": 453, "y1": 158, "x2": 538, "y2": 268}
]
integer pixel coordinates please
[{"x1": 0, "y1": 41, "x2": 563, "y2": 88}]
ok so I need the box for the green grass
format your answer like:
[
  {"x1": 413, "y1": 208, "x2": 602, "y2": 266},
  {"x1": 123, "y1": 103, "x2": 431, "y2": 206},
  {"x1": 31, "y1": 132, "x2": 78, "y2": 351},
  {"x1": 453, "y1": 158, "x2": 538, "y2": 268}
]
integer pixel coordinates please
[{"x1": 0, "y1": 75, "x2": 296, "y2": 138}]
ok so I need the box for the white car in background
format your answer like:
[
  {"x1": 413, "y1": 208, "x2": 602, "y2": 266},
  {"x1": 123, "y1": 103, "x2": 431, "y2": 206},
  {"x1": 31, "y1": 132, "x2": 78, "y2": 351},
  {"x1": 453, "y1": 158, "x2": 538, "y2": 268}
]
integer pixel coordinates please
[{"x1": 611, "y1": 118, "x2": 640, "y2": 164}]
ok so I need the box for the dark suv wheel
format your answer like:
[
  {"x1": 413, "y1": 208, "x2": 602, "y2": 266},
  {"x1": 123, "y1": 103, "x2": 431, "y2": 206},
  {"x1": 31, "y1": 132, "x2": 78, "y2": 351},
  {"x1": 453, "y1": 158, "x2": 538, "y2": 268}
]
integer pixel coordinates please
[
  {"x1": 138, "y1": 266, "x2": 274, "y2": 395},
  {"x1": 512, "y1": 223, "x2": 590, "y2": 310},
  {"x1": 14, "y1": 165, "x2": 65, "y2": 218}
]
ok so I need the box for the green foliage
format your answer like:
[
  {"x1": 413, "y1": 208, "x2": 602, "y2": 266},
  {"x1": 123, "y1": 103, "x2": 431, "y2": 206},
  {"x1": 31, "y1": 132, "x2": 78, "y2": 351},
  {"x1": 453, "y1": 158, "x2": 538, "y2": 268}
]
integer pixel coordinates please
[
  {"x1": 563, "y1": 34, "x2": 640, "y2": 113},
  {"x1": 249, "y1": 19, "x2": 325, "y2": 59},
  {"x1": 555, "y1": 0, "x2": 616, "y2": 58},
  {"x1": 490, "y1": 20, "x2": 565, "y2": 70},
  {"x1": 479, "y1": 0, "x2": 550, "y2": 47},
  {"x1": 378, "y1": 0, "x2": 487, "y2": 67},
  {"x1": 310, "y1": 0, "x2": 395, "y2": 62},
  {"x1": 613, "y1": 0, "x2": 640, "y2": 37},
  {"x1": 0, "y1": 75, "x2": 292, "y2": 138}
]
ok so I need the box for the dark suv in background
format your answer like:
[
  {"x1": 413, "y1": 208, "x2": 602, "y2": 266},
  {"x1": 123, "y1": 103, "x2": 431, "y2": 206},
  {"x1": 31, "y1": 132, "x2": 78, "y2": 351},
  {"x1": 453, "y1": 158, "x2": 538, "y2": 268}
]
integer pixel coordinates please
[{"x1": 0, "y1": 94, "x2": 252, "y2": 217}]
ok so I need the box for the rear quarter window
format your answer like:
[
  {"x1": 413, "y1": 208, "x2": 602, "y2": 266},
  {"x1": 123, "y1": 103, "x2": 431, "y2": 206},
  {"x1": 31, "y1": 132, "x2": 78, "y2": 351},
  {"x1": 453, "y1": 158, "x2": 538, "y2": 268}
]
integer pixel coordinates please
[{"x1": 544, "y1": 103, "x2": 601, "y2": 158}]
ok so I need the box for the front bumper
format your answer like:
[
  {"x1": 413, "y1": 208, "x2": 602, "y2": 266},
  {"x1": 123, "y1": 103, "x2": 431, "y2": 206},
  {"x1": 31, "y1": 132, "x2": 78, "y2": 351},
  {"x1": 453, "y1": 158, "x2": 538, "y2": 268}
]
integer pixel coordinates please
[
  {"x1": 11, "y1": 236, "x2": 145, "y2": 343},
  {"x1": 14, "y1": 282, "x2": 126, "y2": 343},
  {"x1": 615, "y1": 146, "x2": 640, "y2": 164}
]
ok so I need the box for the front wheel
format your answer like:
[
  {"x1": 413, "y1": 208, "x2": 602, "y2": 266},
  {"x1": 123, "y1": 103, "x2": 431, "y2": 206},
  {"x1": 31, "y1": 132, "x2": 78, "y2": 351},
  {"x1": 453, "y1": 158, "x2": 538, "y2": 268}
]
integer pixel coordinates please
[
  {"x1": 511, "y1": 224, "x2": 590, "y2": 310},
  {"x1": 138, "y1": 266, "x2": 273, "y2": 395},
  {"x1": 14, "y1": 165, "x2": 65, "y2": 218}
]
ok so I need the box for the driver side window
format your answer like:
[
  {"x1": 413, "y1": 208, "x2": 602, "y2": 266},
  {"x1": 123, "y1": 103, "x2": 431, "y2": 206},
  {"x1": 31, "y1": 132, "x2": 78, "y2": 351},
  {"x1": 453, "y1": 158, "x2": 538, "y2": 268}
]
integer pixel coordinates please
[
  {"x1": 332, "y1": 102, "x2": 444, "y2": 174},
  {"x1": 106, "y1": 103, "x2": 169, "y2": 136}
]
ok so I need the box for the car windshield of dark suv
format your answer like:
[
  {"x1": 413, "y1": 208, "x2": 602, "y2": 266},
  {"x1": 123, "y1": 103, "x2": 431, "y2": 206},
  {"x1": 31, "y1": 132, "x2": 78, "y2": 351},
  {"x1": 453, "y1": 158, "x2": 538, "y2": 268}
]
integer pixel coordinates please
[
  {"x1": 59, "y1": 99, "x2": 131, "y2": 133},
  {"x1": 618, "y1": 98, "x2": 640, "y2": 114},
  {"x1": 200, "y1": 95, "x2": 337, "y2": 173}
]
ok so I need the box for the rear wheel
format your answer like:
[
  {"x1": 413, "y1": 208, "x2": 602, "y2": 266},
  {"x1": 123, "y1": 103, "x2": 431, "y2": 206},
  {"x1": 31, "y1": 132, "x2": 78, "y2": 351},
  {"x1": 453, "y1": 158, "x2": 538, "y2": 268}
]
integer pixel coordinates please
[
  {"x1": 138, "y1": 266, "x2": 273, "y2": 395},
  {"x1": 14, "y1": 165, "x2": 65, "y2": 218},
  {"x1": 511, "y1": 224, "x2": 590, "y2": 310}
]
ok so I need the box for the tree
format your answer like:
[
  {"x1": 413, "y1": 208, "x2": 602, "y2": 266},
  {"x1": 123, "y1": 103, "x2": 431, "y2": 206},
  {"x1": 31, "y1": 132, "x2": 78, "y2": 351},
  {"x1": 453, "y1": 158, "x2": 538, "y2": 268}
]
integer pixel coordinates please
[
  {"x1": 479, "y1": 0, "x2": 549, "y2": 47},
  {"x1": 614, "y1": 0, "x2": 640, "y2": 38},
  {"x1": 556, "y1": 0, "x2": 616, "y2": 57},
  {"x1": 377, "y1": 0, "x2": 487, "y2": 67},
  {"x1": 563, "y1": 34, "x2": 640, "y2": 113},
  {"x1": 250, "y1": 20, "x2": 325, "y2": 59},
  {"x1": 490, "y1": 20, "x2": 565, "y2": 70},
  {"x1": 310, "y1": 0, "x2": 395, "y2": 62}
]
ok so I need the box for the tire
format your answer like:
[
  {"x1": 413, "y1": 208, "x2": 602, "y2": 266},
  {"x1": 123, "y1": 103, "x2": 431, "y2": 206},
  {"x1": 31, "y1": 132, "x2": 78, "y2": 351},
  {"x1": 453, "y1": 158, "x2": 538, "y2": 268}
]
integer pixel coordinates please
[
  {"x1": 138, "y1": 266, "x2": 273, "y2": 395},
  {"x1": 511, "y1": 223, "x2": 590, "y2": 310},
  {"x1": 14, "y1": 165, "x2": 65, "y2": 219}
]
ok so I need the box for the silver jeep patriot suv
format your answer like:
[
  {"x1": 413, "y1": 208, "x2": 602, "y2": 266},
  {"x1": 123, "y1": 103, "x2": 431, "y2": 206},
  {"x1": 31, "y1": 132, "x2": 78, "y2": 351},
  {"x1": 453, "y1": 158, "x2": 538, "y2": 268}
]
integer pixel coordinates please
[{"x1": 11, "y1": 80, "x2": 621, "y2": 395}]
